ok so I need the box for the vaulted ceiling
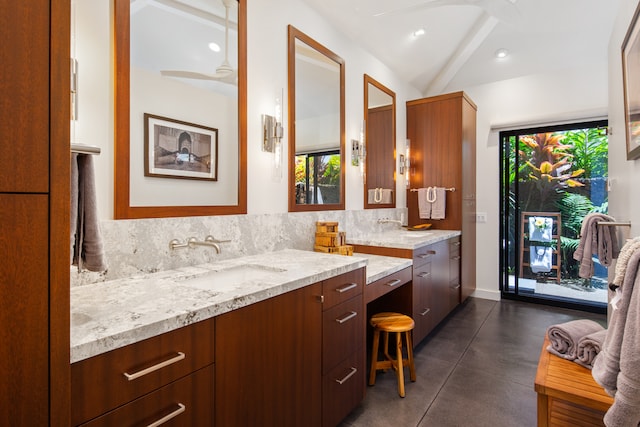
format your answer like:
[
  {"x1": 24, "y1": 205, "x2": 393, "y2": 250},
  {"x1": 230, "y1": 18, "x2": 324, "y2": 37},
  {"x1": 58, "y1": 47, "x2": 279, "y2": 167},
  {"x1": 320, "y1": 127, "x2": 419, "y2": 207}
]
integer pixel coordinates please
[{"x1": 300, "y1": 0, "x2": 622, "y2": 96}]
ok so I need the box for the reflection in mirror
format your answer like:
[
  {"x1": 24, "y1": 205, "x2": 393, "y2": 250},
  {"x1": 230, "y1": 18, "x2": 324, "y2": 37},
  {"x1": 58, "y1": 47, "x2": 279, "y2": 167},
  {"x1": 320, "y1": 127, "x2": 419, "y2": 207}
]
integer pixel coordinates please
[
  {"x1": 363, "y1": 74, "x2": 396, "y2": 209},
  {"x1": 114, "y1": 0, "x2": 246, "y2": 219},
  {"x1": 288, "y1": 25, "x2": 345, "y2": 212}
]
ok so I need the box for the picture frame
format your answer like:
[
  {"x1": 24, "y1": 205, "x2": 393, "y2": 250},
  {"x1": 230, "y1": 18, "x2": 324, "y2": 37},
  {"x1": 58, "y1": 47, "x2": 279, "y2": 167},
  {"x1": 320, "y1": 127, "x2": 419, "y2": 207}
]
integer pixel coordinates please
[
  {"x1": 144, "y1": 113, "x2": 218, "y2": 180},
  {"x1": 622, "y1": 2, "x2": 640, "y2": 160}
]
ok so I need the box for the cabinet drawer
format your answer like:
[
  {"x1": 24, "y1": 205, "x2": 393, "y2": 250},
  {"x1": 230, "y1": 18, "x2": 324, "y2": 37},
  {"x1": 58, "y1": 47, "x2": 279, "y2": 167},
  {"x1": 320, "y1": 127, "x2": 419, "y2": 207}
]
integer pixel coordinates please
[
  {"x1": 323, "y1": 296, "x2": 364, "y2": 373},
  {"x1": 449, "y1": 237, "x2": 461, "y2": 256},
  {"x1": 71, "y1": 318, "x2": 215, "y2": 426},
  {"x1": 413, "y1": 245, "x2": 437, "y2": 268},
  {"x1": 322, "y1": 350, "x2": 365, "y2": 427},
  {"x1": 364, "y1": 266, "x2": 412, "y2": 304},
  {"x1": 79, "y1": 364, "x2": 215, "y2": 427},
  {"x1": 322, "y1": 268, "x2": 364, "y2": 309}
]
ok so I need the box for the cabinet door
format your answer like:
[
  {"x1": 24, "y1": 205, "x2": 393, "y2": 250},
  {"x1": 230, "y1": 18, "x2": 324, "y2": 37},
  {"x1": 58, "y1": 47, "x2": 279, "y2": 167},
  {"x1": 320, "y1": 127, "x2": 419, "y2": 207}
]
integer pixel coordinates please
[
  {"x1": 412, "y1": 261, "x2": 434, "y2": 345},
  {"x1": 0, "y1": 195, "x2": 49, "y2": 425},
  {"x1": 215, "y1": 283, "x2": 323, "y2": 427},
  {"x1": 0, "y1": 4, "x2": 50, "y2": 193}
]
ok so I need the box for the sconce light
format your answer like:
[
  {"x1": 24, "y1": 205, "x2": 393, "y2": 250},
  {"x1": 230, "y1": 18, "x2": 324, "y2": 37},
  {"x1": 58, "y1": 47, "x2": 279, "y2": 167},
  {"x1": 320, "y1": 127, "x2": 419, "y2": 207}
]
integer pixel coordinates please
[
  {"x1": 351, "y1": 121, "x2": 366, "y2": 178},
  {"x1": 262, "y1": 89, "x2": 284, "y2": 177},
  {"x1": 402, "y1": 139, "x2": 410, "y2": 186}
]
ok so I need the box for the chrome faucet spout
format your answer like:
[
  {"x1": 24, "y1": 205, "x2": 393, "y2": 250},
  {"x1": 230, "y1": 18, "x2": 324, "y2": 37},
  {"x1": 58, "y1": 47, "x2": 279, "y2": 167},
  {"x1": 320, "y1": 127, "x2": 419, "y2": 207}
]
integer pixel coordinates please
[{"x1": 377, "y1": 218, "x2": 403, "y2": 227}]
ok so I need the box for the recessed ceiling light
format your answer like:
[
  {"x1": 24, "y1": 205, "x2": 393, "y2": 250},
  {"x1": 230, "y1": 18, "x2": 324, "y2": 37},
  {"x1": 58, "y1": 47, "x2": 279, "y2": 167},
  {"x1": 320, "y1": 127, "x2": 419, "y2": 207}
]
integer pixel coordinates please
[
  {"x1": 208, "y1": 42, "x2": 221, "y2": 52},
  {"x1": 495, "y1": 48, "x2": 509, "y2": 59},
  {"x1": 412, "y1": 28, "x2": 426, "y2": 38}
]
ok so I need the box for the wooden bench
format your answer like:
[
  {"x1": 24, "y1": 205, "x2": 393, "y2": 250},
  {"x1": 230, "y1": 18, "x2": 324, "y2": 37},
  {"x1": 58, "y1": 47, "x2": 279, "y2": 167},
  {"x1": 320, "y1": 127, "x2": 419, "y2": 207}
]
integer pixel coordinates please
[{"x1": 535, "y1": 337, "x2": 614, "y2": 426}]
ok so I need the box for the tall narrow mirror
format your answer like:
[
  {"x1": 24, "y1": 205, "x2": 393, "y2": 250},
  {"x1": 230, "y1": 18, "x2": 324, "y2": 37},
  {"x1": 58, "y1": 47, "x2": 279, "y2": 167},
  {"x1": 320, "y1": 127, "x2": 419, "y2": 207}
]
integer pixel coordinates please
[
  {"x1": 114, "y1": 0, "x2": 246, "y2": 219},
  {"x1": 363, "y1": 74, "x2": 396, "y2": 209},
  {"x1": 288, "y1": 25, "x2": 345, "y2": 212}
]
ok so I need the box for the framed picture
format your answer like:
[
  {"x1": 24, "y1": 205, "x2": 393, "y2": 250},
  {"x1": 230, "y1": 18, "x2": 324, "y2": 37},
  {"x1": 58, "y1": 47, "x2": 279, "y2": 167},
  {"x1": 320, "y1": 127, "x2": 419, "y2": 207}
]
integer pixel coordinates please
[
  {"x1": 144, "y1": 113, "x2": 218, "y2": 180},
  {"x1": 622, "y1": 2, "x2": 640, "y2": 160}
]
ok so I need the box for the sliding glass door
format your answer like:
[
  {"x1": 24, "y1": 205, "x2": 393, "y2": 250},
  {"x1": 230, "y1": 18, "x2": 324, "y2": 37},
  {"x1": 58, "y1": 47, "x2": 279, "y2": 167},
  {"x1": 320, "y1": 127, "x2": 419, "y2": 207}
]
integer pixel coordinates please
[{"x1": 499, "y1": 120, "x2": 608, "y2": 312}]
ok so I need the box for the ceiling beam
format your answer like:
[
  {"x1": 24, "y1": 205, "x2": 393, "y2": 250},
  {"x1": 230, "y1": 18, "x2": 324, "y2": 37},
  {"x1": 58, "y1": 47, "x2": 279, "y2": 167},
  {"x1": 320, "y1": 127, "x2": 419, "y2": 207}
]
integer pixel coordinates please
[{"x1": 423, "y1": 11, "x2": 497, "y2": 96}]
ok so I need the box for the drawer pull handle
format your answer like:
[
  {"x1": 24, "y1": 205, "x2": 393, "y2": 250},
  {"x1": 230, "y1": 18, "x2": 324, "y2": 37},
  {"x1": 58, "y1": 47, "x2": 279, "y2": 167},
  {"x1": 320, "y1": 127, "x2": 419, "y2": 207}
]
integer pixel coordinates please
[
  {"x1": 420, "y1": 308, "x2": 431, "y2": 316},
  {"x1": 385, "y1": 279, "x2": 402, "y2": 287},
  {"x1": 452, "y1": 284, "x2": 461, "y2": 290},
  {"x1": 123, "y1": 352, "x2": 185, "y2": 381},
  {"x1": 417, "y1": 251, "x2": 436, "y2": 259},
  {"x1": 336, "y1": 311, "x2": 357, "y2": 324},
  {"x1": 417, "y1": 272, "x2": 431, "y2": 278},
  {"x1": 147, "y1": 403, "x2": 186, "y2": 427},
  {"x1": 453, "y1": 241, "x2": 461, "y2": 246},
  {"x1": 335, "y1": 367, "x2": 358, "y2": 385},
  {"x1": 452, "y1": 256, "x2": 461, "y2": 260},
  {"x1": 336, "y1": 283, "x2": 358, "y2": 293}
]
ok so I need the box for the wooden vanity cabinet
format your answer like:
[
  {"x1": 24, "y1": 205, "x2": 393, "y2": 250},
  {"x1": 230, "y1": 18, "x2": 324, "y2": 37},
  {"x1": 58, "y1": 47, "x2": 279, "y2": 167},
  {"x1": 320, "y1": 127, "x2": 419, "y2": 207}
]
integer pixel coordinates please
[
  {"x1": 406, "y1": 91, "x2": 476, "y2": 302},
  {"x1": 215, "y1": 267, "x2": 366, "y2": 427},
  {"x1": 70, "y1": 318, "x2": 215, "y2": 426},
  {"x1": 321, "y1": 269, "x2": 366, "y2": 427}
]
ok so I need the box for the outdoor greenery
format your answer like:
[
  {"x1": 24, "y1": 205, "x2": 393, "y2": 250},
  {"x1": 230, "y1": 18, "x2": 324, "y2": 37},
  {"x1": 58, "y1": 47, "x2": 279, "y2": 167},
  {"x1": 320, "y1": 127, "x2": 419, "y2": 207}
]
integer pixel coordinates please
[{"x1": 510, "y1": 127, "x2": 608, "y2": 280}]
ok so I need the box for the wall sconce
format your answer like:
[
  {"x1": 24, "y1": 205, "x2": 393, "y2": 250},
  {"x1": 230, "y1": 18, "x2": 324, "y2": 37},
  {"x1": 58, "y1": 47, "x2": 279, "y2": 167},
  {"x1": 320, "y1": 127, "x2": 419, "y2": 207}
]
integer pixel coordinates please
[
  {"x1": 402, "y1": 139, "x2": 410, "y2": 186},
  {"x1": 262, "y1": 90, "x2": 284, "y2": 177},
  {"x1": 351, "y1": 121, "x2": 366, "y2": 178}
]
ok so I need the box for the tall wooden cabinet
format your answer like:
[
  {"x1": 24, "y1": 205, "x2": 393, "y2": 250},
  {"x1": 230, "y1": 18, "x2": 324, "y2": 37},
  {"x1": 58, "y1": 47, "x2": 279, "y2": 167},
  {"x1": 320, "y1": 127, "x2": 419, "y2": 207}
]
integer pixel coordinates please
[
  {"x1": 0, "y1": 2, "x2": 70, "y2": 425},
  {"x1": 406, "y1": 92, "x2": 476, "y2": 302}
]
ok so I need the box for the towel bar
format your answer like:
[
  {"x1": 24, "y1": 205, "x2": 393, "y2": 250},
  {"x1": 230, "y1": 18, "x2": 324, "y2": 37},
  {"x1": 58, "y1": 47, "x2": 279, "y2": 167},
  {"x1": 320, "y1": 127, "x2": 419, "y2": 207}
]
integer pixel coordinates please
[
  {"x1": 71, "y1": 143, "x2": 101, "y2": 155},
  {"x1": 410, "y1": 187, "x2": 455, "y2": 192},
  {"x1": 596, "y1": 221, "x2": 631, "y2": 227}
]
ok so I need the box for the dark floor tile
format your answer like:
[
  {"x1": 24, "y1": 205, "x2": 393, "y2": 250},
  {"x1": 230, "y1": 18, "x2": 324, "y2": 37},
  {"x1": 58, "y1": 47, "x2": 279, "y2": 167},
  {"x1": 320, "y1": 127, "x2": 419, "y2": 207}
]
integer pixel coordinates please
[
  {"x1": 339, "y1": 355, "x2": 456, "y2": 427},
  {"x1": 418, "y1": 365, "x2": 538, "y2": 427}
]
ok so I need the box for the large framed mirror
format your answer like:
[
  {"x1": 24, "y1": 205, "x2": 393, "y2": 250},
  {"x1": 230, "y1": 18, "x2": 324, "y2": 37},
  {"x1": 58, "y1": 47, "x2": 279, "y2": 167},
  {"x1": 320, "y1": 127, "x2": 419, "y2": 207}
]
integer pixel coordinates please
[
  {"x1": 287, "y1": 25, "x2": 345, "y2": 212},
  {"x1": 114, "y1": 0, "x2": 246, "y2": 219},
  {"x1": 363, "y1": 74, "x2": 396, "y2": 209}
]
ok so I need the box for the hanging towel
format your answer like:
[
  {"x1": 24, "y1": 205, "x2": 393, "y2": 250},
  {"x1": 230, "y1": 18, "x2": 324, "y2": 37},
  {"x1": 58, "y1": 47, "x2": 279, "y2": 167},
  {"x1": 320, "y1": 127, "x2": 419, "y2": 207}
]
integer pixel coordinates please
[
  {"x1": 573, "y1": 213, "x2": 620, "y2": 278},
  {"x1": 529, "y1": 216, "x2": 553, "y2": 242},
  {"x1": 367, "y1": 188, "x2": 393, "y2": 204},
  {"x1": 430, "y1": 187, "x2": 446, "y2": 220},
  {"x1": 575, "y1": 329, "x2": 607, "y2": 369},
  {"x1": 530, "y1": 246, "x2": 552, "y2": 273},
  {"x1": 71, "y1": 153, "x2": 107, "y2": 272},
  {"x1": 417, "y1": 188, "x2": 431, "y2": 219},
  {"x1": 612, "y1": 237, "x2": 640, "y2": 288},
  {"x1": 546, "y1": 319, "x2": 604, "y2": 361},
  {"x1": 592, "y1": 247, "x2": 640, "y2": 397}
]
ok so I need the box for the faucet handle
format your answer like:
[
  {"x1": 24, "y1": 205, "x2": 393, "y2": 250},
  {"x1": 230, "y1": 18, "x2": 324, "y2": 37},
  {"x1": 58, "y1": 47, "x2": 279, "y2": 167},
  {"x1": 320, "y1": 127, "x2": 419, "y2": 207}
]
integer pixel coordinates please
[{"x1": 204, "y1": 235, "x2": 231, "y2": 244}]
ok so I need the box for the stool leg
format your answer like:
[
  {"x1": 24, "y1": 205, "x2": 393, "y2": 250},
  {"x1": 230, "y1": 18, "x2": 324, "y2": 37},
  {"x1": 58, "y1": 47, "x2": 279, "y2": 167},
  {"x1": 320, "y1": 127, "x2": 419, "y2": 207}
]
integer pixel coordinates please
[
  {"x1": 405, "y1": 331, "x2": 416, "y2": 382},
  {"x1": 369, "y1": 328, "x2": 380, "y2": 386},
  {"x1": 383, "y1": 331, "x2": 391, "y2": 367},
  {"x1": 395, "y1": 332, "x2": 405, "y2": 397}
]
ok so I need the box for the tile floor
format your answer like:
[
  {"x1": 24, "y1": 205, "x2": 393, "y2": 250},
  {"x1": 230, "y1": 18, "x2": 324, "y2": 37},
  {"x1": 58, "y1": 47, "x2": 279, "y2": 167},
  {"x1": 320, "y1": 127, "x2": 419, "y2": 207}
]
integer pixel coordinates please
[{"x1": 339, "y1": 297, "x2": 607, "y2": 427}]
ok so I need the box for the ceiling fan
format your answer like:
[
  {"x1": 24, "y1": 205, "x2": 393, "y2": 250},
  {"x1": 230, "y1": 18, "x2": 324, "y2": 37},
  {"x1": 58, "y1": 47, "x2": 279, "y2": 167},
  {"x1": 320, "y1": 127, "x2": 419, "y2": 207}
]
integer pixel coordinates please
[
  {"x1": 160, "y1": 0, "x2": 237, "y2": 84},
  {"x1": 373, "y1": 0, "x2": 520, "y2": 24}
]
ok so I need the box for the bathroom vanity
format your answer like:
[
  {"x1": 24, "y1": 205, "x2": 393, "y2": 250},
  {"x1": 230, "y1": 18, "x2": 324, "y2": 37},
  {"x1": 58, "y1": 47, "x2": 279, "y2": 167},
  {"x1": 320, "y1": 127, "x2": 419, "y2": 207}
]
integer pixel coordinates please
[{"x1": 70, "y1": 249, "x2": 368, "y2": 426}]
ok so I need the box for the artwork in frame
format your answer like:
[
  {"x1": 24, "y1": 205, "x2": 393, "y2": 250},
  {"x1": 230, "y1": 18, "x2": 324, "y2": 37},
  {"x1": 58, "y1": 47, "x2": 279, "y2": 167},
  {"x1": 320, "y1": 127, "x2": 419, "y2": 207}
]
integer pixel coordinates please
[
  {"x1": 144, "y1": 113, "x2": 218, "y2": 180},
  {"x1": 622, "y1": 2, "x2": 640, "y2": 160}
]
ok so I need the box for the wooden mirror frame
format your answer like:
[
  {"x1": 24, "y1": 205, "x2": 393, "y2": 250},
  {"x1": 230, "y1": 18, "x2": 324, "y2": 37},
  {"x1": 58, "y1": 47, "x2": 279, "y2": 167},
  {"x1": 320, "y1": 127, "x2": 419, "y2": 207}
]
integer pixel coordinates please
[
  {"x1": 363, "y1": 74, "x2": 396, "y2": 209},
  {"x1": 287, "y1": 25, "x2": 345, "y2": 212},
  {"x1": 114, "y1": 0, "x2": 247, "y2": 219}
]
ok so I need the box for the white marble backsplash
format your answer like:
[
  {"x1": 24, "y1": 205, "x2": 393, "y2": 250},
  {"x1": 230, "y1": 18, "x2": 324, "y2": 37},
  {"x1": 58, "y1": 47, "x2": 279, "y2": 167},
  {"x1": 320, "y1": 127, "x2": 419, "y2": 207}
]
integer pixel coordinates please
[{"x1": 71, "y1": 208, "x2": 407, "y2": 287}]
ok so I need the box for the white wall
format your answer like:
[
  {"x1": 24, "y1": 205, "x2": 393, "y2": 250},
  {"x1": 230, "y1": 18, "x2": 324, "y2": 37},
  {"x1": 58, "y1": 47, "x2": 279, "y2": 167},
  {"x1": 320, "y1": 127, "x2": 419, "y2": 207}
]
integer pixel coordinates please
[
  {"x1": 608, "y1": 0, "x2": 640, "y2": 240},
  {"x1": 444, "y1": 65, "x2": 610, "y2": 300},
  {"x1": 75, "y1": 0, "x2": 421, "y2": 219}
]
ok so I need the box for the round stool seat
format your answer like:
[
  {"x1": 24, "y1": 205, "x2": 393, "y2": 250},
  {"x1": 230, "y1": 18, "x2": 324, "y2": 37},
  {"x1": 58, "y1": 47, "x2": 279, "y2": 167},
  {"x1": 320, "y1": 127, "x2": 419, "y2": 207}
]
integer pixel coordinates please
[
  {"x1": 370, "y1": 312, "x2": 415, "y2": 332},
  {"x1": 369, "y1": 312, "x2": 417, "y2": 397}
]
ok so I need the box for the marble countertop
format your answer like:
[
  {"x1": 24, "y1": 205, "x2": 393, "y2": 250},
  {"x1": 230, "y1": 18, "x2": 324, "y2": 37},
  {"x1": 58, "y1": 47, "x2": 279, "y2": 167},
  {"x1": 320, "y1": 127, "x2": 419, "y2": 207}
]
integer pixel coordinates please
[
  {"x1": 353, "y1": 253, "x2": 412, "y2": 284},
  {"x1": 347, "y1": 229, "x2": 461, "y2": 250},
  {"x1": 70, "y1": 249, "x2": 367, "y2": 363}
]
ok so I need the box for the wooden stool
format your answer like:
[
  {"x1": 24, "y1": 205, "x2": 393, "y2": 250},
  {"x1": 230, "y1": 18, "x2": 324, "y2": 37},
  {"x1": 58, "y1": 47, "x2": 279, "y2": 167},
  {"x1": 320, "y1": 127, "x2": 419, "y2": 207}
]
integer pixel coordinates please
[{"x1": 368, "y1": 312, "x2": 416, "y2": 397}]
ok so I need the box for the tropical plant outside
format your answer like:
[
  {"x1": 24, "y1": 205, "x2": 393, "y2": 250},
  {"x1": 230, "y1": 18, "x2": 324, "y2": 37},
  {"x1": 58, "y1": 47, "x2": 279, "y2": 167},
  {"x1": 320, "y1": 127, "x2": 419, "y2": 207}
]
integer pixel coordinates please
[{"x1": 508, "y1": 126, "x2": 608, "y2": 283}]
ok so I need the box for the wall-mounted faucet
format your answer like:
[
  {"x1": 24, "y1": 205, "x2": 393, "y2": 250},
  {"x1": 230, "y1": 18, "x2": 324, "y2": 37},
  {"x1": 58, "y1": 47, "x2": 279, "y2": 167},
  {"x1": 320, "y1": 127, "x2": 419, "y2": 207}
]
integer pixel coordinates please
[
  {"x1": 169, "y1": 235, "x2": 230, "y2": 254},
  {"x1": 377, "y1": 213, "x2": 405, "y2": 228}
]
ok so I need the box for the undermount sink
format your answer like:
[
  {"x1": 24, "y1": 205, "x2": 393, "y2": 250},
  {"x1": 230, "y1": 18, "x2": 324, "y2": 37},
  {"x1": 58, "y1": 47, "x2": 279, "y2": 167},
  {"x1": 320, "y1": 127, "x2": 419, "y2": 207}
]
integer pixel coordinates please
[{"x1": 178, "y1": 264, "x2": 287, "y2": 290}]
